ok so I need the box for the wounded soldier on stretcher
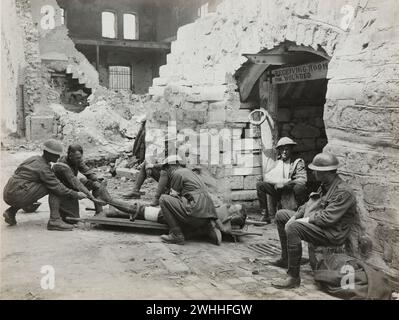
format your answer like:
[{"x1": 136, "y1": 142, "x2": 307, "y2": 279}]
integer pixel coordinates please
[{"x1": 95, "y1": 156, "x2": 247, "y2": 245}]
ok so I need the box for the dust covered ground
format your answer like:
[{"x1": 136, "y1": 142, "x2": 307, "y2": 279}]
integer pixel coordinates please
[{"x1": 0, "y1": 149, "x2": 336, "y2": 300}]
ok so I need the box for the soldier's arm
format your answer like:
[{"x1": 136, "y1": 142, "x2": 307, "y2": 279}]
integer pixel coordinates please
[
  {"x1": 39, "y1": 166, "x2": 79, "y2": 199},
  {"x1": 291, "y1": 159, "x2": 307, "y2": 185},
  {"x1": 294, "y1": 204, "x2": 306, "y2": 219},
  {"x1": 308, "y1": 190, "x2": 356, "y2": 227},
  {"x1": 79, "y1": 161, "x2": 98, "y2": 181},
  {"x1": 53, "y1": 164, "x2": 93, "y2": 198}
]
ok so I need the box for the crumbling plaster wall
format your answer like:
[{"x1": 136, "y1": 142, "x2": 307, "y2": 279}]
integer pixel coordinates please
[
  {"x1": 1, "y1": 0, "x2": 27, "y2": 134},
  {"x1": 148, "y1": 0, "x2": 399, "y2": 280},
  {"x1": 57, "y1": 0, "x2": 157, "y2": 41},
  {"x1": 15, "y1": 0, "x2": 44, "y2": 117}
]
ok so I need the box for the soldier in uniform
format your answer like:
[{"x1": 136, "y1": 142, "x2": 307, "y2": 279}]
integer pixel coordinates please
[
  {"x1": 158, "y1": 155, "x2": 222, "y2": 246},
  {"x1": 256, "y1": 137, "x2": 307, "y2": 224},
  {"x1": 270, "y1": 153, "x2": 357, "y2": 289},
  {"x1": 123, "y1": 134, "x2": 190, "y2": 207},
  {"x1": 3, "y1": 140, "x2": 87, "y2": 231},
  {"x1": 52, "y1": 144, "x2": 108, "y2": 220}
]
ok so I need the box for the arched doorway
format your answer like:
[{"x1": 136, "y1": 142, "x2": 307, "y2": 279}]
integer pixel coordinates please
[{"x1": 235, "y1": 41, "x2": 330, "y2": 197}]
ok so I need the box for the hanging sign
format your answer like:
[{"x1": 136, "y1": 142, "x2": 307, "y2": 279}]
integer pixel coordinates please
[{"x1": 272, "y1": 61, "x2": 328, "y2": 84}]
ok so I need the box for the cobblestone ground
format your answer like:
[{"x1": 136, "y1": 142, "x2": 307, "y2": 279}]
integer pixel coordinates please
[{"x1": 0, "y1": 151, "x2": 337, "y2": 300}]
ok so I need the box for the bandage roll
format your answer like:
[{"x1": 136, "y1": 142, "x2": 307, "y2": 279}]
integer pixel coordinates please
[{"x1": 144, "y1": 207, "x2": 161, "y2": 222}]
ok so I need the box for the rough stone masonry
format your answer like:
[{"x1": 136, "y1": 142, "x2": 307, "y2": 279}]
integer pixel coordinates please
[
  {"x1": 1, "y1": 0, "x2": 398, "y2": 286},
  {"x1": 146, "y1": 0, "x2": 399, "y2": 282}
]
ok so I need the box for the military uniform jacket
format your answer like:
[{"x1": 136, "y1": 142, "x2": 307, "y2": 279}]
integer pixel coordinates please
[
  {"x1": 295, "y1": 176, "x2": 357, "y2": 245},
  {"x1": 7, "y1": 156, "x2": 78, "y2": 199},
  {"x1": 167, "y1": 168, "x2": 218, "y2": 220}
]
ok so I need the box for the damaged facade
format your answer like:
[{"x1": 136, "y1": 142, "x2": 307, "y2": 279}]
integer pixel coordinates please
[{"x1": 1, "y1": 0, "x2": 399, "y2": 285}]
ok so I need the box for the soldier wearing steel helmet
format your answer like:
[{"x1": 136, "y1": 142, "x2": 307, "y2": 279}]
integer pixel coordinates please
[
  {"x1": 158, "y1": 155, "x2": 221, "y2": 246},
  {"x1": 2, "y1": 139, "x2": 87, "y2": 231},
  {"x1": 123, "y1": 133, "x2": 189, "y2": 207},
  {"x1": 256, "y1": 137, "x2": 308, "y2": 224},
  {"x1": 271, "y1": 153, "x2": 357, "y2": 289}
]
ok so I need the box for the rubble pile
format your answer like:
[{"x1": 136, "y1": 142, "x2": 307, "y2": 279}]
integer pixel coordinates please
[{"x1": 51, "y1": 87, "x2": 150, "y2": 154}]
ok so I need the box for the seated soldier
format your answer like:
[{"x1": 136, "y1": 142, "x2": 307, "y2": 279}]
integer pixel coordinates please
[
  {"x1": 3, "y1": 140, "x2": 87, "y2": 231},
  {"x1": 270, "y1": 153, "x2": 357, "y2": 289},
  {"x1": 256, "y1": 137, "x2": 307, "y2": 224},
  {"x1": 52, "y1": 144, "x2": 108, "y2": 220},
  {"x1": 158, "y1": 155, "x2": 222, "y2": 246}
]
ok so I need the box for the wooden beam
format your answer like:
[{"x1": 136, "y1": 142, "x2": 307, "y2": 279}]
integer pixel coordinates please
[
  {"x1": 95, "y1": 45, "x2": 100, "y2": 71},
  {"x1": 238, "y1": 63, "x2": 269, "y2": 101},
  {"x1": 67, "y1": 217, "x2": 169, "y2": 231},
  {"x1": 287, "y1": 45, "x2": 331, "y2": 61},
  {"x1": 72, "y1": 38, "x2": 171, "y2": 51},
  {"x1": 243, "y1": 53, "x2": 316, "y2": 65}
]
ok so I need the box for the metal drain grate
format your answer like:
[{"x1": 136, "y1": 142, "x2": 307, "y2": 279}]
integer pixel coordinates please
[{"x1": 248, "y1": 243, "x2": 281, "y2": 256}]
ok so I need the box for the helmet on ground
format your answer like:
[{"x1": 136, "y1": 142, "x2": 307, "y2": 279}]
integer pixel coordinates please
[
  {"x1": 276, "y1": 137, "x2": 297, "y2": 149},
  {"x1": 162, "y1": 155, "x2": 183, "y2": 166},
  {"x1": 308, "y1": 153, "x2": 340, "y2": 171},
  {"x1": 43, "y1": 139, "x2": 63, "y2": 156}
]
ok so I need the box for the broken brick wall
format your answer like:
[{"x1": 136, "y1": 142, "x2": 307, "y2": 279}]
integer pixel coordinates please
[
  {"x1": 147, "y1": 0, "x2": 399, "y2": 281},
  {"x1": 1, "y1": 0, "x2": 27, "y2": 134},
  {"x1": 15, "y1": 0, "x2": 44, "y2": 117}
]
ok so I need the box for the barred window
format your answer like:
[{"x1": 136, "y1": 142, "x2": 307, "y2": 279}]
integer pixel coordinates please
[{"x1": 109, "y1": 66, "x2": 132, "y2": 91}]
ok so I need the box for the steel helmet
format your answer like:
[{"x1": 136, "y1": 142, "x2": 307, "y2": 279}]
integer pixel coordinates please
[
  {"x1": 162, "y1": 155, "x2": 183, "y2": 166},
  {"x1": 308, "y1": 153, "x2": 340, "y2": 171},
  {"x1": 276, "y1": 137, "x2": 297, "y2": 149},
  {"x1": 43, "y1": 139, "x2": 63, "y2": 156}
]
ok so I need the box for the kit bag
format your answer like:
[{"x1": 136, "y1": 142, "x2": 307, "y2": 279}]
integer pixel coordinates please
[{"x1": 314, "y1": 253, "x2": 392, "y2": 300}]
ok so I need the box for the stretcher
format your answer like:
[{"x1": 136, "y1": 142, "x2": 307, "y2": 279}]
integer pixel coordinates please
[{"x1": 66, "y1": 207, "x2": 263, "y2": 241}]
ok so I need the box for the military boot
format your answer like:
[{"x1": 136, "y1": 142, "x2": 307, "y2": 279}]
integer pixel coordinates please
[
  {"x1": 48, "y1": 194, "x2": 73, "y2": 231},
  {"x1": 3, "y1": 207, "x2": 18, "y2": 226},
  {"x1": 161, "y1": 228, "x2": 185, "y2": 245},
  {"x1": 47, "y1": 219, "x2": 73, "y2": 231},
  {"x1": 272, "y1": 244, "x2": 302, "y2": 289},
  {"x1": 203, "y1": 220, "x2": 222, "y2": 246}
]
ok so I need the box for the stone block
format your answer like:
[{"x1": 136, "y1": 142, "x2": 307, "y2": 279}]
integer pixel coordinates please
[
  {"x1": 233, "y1": 139, "x2": 261, "y2": 152},
  {"x1": 244, "y1": 175, "x2": 262, "y2": 190},
  {"x1": 209, "y1": 109, "x2": 226, "y2": 124},
  {"x1": 148, "y1": 86, "x2": 166, "y2": 97},
  {"x1": 244, "y1": 127, "x2": 261, "y2": 138},
  {"x1": 326, "y1": 81, "x2": 365, "y2": 101},
  {"x1": 115, "y1": 168, "x2": 140, "y2": 180},
  {"x1": 231, "y1": 190, "x2": 258, "y2": 201},
  {"x1": 229, "y1": 167, "x2": 262, "y2": 176},
  {"x1": 200, "y1": 85, "x2": 227, "y2": 101},
  {"x1": 226, "y1": 109, "x2": 251, "y2": 123},
  {"x1": 152, "y1": 77, "x2": 168, "y2": 86},
  {"x1": 235, "y1": 153, "x2": 262, "y2": 167},
  {"x1": 26, "y1": 115, "x2": 55, "y2": 141},
  {"x1": 184, "y1": 110, "x2": 208, "y2": 124},
  {"x1": 227, "y1": 176, "x2": 244, "y2": 190}
]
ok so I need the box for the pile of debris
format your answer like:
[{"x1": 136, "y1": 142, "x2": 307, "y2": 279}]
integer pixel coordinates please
[{"x1": 51, "y1": 87, "x2": 150, "y2": 155}]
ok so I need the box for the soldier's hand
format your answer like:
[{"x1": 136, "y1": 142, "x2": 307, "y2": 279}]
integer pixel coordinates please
[{"x1": 77, "y1": 192, "x2": 87, "y2": 200}]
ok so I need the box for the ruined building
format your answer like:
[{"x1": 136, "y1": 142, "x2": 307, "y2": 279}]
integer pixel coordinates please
[{"x1": 1, "y1": 0, "x2": 399, "y2": 284}]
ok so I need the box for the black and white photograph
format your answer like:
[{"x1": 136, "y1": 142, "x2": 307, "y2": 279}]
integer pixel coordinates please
[{"x1": 0, "y1": 0, "x2": 398, "y2": 305}]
